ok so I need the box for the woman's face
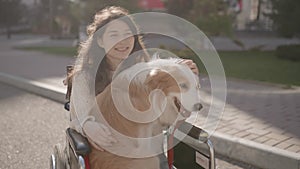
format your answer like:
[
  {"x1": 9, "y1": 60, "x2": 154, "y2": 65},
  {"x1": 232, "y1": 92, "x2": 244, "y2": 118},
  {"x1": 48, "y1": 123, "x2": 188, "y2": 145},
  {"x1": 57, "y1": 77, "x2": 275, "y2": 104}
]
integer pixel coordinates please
[{"x1": 98, "y1": 20, "x2": 135, "y2": 64}]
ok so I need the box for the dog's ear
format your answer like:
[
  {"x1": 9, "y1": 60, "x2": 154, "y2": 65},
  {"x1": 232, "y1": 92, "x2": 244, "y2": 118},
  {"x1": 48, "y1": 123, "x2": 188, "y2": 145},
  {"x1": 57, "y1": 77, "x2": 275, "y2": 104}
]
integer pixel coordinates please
[
  {"x1": 144, "y1": 69, "x2": 168, "y2": 90},
  {"x1": 145, "y1": 68, "x2": 180, "y2": 95}
]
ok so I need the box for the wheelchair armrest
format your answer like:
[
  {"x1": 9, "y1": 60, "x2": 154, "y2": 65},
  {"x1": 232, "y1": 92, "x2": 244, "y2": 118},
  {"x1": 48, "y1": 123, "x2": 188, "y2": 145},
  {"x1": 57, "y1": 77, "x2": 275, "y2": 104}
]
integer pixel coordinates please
[
  {"x1": 177, "y1": 121, "x2": 209, "y2": 143},
  {"x1": 66, "y1": 128, "x2": 91, "y2": 156},
  {"x1": 174, "y1": 122, "x2": 216, "y2": 169}
]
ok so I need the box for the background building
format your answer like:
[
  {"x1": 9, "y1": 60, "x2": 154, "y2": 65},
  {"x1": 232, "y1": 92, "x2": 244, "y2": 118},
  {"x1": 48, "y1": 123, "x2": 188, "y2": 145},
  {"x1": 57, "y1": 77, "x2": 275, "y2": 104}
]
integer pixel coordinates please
[
  {"x1": 234, "y1": 0, "x2": 273, "y2": 31},
  {"x1": 138, "y1": 0, "x2": 166, "y2": 11}
]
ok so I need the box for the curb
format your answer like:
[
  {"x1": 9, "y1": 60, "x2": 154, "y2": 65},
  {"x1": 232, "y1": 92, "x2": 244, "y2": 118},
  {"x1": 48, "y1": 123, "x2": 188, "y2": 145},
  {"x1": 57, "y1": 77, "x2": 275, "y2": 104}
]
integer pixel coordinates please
[
  {"x1": 225, "y1": 76, "x2": 300, "y2": 90},
  {"x1": 199, "y1": 74, "x2": 300, "y2": 90},
  {"x1": 178, "y1": 129, "x2": 300, "y2": 169},
  {"x1": 0, "y1": 72, "x2": 66, "y2": 103},
  {"x1": 210, "y1": 132, "x2": 300, "y2": 169},
  {"x1": 1, "y1": 72, "x2": 299, "y2": 169}
]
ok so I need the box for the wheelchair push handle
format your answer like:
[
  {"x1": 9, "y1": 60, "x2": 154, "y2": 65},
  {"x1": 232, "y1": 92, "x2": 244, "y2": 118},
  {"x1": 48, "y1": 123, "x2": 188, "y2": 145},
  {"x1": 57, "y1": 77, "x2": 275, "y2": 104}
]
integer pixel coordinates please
[{"x1": 177, "y1": 121, "x2": 209, "y2": 143}]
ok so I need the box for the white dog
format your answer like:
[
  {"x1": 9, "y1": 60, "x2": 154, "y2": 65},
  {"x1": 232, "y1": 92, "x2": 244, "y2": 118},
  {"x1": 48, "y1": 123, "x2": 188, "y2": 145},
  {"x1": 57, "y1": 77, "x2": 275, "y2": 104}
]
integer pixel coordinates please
[{"x1": 89, "y1": 59, "x2": 202, "y2": 169}]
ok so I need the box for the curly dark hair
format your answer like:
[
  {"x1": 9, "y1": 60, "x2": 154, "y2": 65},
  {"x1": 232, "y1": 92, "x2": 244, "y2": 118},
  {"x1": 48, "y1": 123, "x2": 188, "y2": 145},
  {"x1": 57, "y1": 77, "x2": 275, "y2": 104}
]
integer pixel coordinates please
[{"x1": 71, "y1": 6, "x2": 149, "y2": 95}]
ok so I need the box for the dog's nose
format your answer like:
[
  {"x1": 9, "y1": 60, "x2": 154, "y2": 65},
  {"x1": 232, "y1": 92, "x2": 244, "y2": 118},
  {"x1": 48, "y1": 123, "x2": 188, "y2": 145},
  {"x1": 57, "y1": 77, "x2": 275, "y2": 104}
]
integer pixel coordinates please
[{"x1": 193, "y1": 103, "x2": 203, "y2": 111}]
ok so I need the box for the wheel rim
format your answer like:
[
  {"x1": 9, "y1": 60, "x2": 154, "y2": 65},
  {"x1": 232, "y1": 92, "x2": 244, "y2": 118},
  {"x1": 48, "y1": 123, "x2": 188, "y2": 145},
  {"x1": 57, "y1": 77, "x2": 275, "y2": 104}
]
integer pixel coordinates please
[{"x1": 50, "y1": 154, "x2": 56, "y2": 169}]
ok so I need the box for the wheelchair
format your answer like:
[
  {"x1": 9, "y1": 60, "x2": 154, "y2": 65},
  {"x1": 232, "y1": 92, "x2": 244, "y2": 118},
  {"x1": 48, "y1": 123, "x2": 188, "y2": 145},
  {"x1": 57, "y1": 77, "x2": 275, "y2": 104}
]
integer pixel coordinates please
[
  {"x1": 50, "y1": 103, "x2": 216, "y2": 169},
  {"x1": 50, "y1": 66, "x2": 216, "y2": 169}
]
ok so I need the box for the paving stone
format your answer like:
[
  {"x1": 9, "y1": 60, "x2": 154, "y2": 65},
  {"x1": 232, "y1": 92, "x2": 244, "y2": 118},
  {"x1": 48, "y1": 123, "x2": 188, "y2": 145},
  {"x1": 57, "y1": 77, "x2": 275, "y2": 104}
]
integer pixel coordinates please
[
  {"x1": 227, "y1": 123, "x2": 252, "y2": 131},
  {"x1": 253, "y1": 136, "x2": 270, "y2": 143},
  {"x1": 285, "y1": 145, "x2": 300, "y2": 153},
  {"x1": 231, "y1": 119, "x2": 253, "y2": 126},
  {"x1": 234, "y1": 131, "x2": 252, "y2": 138},
  {"x1": 265, "y1": 127, "x2": 286, "y2": 134},
  {"x1": 274, "y1": 142, "x2": 293, "y2": 149},
  {"x1": 221, "y1": 116, "x2": 239, "y2": 122},
  {"x1": 246, "y1": 128, "x2": 270, "y2": 136},
  {"x1": 265, "y1": 133, "x2": 291, "y2": 142},
  {"x1": 216, "y1": 127, "x2": 232, "y2": 133},
  {"x1": 243, "y1": 133, "x2": 260, "y2": 141},
  {"x1": 282, "y1": 132, "x2": 298, "y2": 138},
  {"x1": 224, "y1": 128, "x2": 241, "y2": 135},
  {"x1": 247, "y1": 122, "x2": 270, "y2": 130},
  {"x1": 264, "y1": 139, "x2": 281, "y2": 146},
  {"x1": 236, "y1": 115, "x2": 253, "y2": 120},
  {"x1": 285, "y1": 138, "x2": 300, "y2": 146}
]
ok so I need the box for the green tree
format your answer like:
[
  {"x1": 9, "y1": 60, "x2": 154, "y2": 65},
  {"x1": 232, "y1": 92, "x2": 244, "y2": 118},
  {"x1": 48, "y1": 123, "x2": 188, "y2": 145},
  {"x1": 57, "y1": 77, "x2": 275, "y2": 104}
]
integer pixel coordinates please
[
  {"x1": 270, "y1": 0, "x2": 300, "y2": 37},
  {"x1": 31, "y1": 0, "x2": 80, "y2": 36},
  {"x1": 0, "y1": 0, "x2": 24, "y2": 39},
  {"x1": 82, "y1": 0, "x2": 140, "y2": 23},
  {"x1": 164, "y1": 0, "x2": 193, "y2": 18},
  {"x1": 187, "y1": 0, "x2": 233, "y2": 37},
  {"x1": 164, "y1": 0, "x2": 233, "y2": 37}
]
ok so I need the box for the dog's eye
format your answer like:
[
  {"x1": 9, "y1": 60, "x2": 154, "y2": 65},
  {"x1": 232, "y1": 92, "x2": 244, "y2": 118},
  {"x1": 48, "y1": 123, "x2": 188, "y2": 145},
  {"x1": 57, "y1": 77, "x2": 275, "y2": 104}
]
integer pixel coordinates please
[{"x1": 179, "y1": 83, "x2": 188, "y2": 90}]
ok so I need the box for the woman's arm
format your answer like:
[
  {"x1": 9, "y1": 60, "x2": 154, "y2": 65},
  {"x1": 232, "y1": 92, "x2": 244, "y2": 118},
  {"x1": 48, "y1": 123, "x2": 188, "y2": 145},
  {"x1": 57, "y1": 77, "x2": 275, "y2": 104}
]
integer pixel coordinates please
[{"x1": 70, "y1": 101, "x2": 117, "y2": 151}]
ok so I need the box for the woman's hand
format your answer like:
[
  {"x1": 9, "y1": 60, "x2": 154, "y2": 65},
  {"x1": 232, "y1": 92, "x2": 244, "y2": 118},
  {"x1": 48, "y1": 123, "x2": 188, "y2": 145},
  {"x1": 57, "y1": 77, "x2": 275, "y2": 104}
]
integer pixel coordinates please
[
  {"x1": 179, "y1": 59, "x2": 199, "y2": 75},
  {"x1": 83, "y1": 121, "x2": 117, "y2": 151}
]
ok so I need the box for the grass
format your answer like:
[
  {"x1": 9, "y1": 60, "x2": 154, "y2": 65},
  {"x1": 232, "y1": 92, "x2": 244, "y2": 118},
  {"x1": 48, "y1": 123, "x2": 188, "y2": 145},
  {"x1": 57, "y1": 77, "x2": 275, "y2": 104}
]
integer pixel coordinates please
[
  {"x1": 15, "y1": 46, "x2": 77, "y2": 57},
  {"x1": 16, "y1": 46, "x2": 300, "y2": 86},
  {"x1": 176, "y1": 50, "x2": 300, "y2": 86},
  {"x1": 213, "y1": 51, "x2": 300, "y2": 86}
]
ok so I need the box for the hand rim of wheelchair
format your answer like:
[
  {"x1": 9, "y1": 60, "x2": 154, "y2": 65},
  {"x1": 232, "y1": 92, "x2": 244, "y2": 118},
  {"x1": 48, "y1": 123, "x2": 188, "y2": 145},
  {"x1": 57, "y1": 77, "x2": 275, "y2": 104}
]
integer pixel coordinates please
[{"x1": 50, "y1": 144, "x2": 66, "y2": 169}]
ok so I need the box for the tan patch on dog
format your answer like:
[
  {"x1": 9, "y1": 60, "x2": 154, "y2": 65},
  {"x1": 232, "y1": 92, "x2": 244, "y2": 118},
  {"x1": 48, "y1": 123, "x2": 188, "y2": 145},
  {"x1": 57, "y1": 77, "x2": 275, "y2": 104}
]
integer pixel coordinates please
[{"x1": 145, "y1": 69, "x2": 181, "y2": 95}]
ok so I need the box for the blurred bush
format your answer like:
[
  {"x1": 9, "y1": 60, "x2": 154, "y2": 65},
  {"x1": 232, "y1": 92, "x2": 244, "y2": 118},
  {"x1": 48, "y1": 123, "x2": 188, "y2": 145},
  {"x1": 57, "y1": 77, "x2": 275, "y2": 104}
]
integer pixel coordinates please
[
  {"x1": 165, "y1": 0, "x2": 234, "y2": 37},
  {"x1": 269, "y1": 0, "x2": 300, "y2": 38},
  {"x1": 276, "y1": 44, "x2": 300, "y2": 61}
]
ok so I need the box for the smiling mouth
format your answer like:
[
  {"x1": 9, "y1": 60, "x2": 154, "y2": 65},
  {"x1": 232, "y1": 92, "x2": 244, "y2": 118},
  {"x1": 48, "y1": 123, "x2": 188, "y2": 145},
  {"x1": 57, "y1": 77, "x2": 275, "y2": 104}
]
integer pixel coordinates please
[
  {"x1": 115, "y1": 47, "x2": 129, "y2": 52},
  {"x1": 173, "y1": 97, "x2": 191, "y2": 118}
]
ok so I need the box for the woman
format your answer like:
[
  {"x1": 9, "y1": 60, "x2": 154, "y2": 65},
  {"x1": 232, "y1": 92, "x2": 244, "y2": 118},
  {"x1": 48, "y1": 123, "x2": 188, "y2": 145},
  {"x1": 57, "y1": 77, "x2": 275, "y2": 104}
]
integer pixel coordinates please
[{"x1": 69, "y1": 6, "x2": 199, "y2": 168}]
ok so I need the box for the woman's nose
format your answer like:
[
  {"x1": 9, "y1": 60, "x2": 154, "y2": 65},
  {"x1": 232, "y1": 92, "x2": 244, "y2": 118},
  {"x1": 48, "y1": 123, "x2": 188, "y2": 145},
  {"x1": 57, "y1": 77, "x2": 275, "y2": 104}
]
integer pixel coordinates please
[{"x1": 116, "y1": 36, "x2": 127, "y2": 44}]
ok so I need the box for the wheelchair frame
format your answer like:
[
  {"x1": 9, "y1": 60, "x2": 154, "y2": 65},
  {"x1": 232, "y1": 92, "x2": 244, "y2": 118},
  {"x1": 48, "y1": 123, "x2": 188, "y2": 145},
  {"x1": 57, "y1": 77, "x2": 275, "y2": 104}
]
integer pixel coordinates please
[{"x1": 50, "y1": 107, "x2": 216, "y2": 169}]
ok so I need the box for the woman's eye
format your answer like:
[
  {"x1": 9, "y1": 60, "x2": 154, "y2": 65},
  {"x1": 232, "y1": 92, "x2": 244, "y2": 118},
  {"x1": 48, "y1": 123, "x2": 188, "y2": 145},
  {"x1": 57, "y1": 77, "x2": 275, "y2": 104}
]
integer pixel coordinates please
[
  {"x1": 110, "y1": 34, "x2": 118, "y2": 37},
  {"x1": 124, "y1": 32, "x2": 133, "y2": 37}
]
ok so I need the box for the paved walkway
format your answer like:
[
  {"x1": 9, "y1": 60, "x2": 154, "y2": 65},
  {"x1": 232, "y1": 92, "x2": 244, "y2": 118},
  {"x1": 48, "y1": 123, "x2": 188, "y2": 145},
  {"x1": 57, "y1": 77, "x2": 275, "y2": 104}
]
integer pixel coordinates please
[
  {"x1": 0, "y1": 35, "x2": 74, "y2": 90},
  {"x1": 197, "y1": 78, "x2": 300, "y2": 154},
  {"x1": 0, "y1": 34, "x2": 299, "y2": 161}
]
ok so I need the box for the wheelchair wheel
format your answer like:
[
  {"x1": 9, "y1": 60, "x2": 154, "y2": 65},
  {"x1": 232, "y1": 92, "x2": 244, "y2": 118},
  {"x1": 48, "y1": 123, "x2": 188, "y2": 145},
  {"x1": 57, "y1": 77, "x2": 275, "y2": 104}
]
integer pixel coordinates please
[{"x1": 50, "y1": 144, "x2": 66, "y2": 169}]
